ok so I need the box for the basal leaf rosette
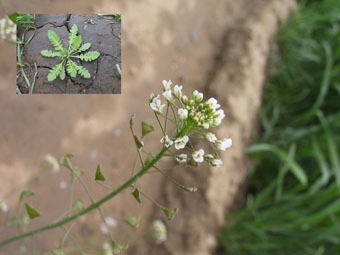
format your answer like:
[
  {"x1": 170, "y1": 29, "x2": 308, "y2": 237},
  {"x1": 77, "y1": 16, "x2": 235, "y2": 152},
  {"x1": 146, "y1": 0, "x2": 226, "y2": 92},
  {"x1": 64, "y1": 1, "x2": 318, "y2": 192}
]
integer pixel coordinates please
[
  {"x1": 40, "y1": 24, "x2": 100, "y2": 82},
  {"x1": 150, "y1": 80, "x2": 232, "y2": 167}
]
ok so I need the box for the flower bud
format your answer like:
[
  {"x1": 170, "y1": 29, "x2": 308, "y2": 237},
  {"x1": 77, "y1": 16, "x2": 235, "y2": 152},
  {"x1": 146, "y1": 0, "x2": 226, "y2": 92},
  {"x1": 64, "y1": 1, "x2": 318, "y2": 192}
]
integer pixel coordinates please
[
  {"x1": 181, "y1": 95, "x2": 189, "y2": 104},
  {"x1": 192, "y1": 90, "x2": 203, "y2": 103}
]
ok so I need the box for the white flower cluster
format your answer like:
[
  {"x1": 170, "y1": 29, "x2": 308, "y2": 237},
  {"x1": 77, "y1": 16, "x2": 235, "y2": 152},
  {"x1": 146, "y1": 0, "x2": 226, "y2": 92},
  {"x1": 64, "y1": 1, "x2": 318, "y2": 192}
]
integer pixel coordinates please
[
  {"x1": 0, "y1": 17, "x2": 16, "y2": 41},
  {"x1": 150, "y1": 80, "x2": 232, "y2": 167}
]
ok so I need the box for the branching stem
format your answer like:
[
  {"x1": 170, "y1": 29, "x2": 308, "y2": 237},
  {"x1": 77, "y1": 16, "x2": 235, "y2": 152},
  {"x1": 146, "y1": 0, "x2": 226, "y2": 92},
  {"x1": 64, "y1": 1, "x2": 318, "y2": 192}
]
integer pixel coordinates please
[{"x1": 0, "y1": 124, "x2": 191, "y2": 247}]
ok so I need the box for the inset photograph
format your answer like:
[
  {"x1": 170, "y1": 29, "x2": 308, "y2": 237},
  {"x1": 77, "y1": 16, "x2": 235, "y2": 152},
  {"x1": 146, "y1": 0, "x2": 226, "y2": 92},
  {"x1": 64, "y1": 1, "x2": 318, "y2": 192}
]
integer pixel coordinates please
[{"x1": 16, "y1": 14, "x2": 121, "y2": 94}]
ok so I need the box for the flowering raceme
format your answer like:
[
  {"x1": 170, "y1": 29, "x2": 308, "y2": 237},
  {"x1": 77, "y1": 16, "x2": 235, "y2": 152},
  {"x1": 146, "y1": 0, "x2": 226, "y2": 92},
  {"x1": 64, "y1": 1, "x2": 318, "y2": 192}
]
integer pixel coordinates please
[{"x1": 149, "y1": 80, "x2": 232, "y2": 167}]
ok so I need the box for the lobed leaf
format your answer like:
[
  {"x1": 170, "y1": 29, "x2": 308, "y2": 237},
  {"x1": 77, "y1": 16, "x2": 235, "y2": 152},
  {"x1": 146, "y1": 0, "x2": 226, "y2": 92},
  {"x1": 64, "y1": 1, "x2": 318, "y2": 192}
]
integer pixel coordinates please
[
  {"x1": 78, "y1": 51, "x2": 100, "y2": 62},
  {"x1": 48, "y1": 62, "x2": 63, "y2": 81},
  {"x1": 40, "y1": 50, "x2": 61, "y2": 58},
  {"x1": 76, "y1": 65, "x2": 91, "y2": 78},
  {"x1": 70, "y1": 35, "x2": 82, "y2": 53},
  {"x1": 48, "y1": 30, "x2": 64, "y2": 51},
  {"x1": 78, "y1": 42, "x2": 91, "y2": 52},
  {"x1": 60, "y1": 66, "x2": 66, "y2": 80},
  {"x1": 68, "y1": 24, "x2": 78, "y2": 51},
  {"x1": 66, "y1": 59, "x2": 77, "y2": 78}
]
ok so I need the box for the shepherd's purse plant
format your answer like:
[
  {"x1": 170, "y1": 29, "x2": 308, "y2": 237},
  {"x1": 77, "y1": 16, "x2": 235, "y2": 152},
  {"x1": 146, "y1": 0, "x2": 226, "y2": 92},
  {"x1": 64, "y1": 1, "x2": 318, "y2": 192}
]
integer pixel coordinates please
[
  {"x1": 41, "y1": 24, "x2": 100, "y2": 81},
  {"x1": 0, "y1": 80, "x2": 232, "y2": 254}
]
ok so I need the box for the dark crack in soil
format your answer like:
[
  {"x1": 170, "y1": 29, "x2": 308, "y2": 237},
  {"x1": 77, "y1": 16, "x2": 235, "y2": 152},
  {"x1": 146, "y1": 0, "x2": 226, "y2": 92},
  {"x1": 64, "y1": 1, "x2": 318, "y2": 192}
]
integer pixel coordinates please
[{"x1": 17, "y1": 14, "x2": 121, "y2": 94}]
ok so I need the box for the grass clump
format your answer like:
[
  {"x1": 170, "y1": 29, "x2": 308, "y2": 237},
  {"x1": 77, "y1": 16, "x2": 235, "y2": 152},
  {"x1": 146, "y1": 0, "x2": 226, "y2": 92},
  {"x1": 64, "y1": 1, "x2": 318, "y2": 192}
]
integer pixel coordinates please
[{"x1": 218, "y1": 0, "x2": 340, "y2": 254}]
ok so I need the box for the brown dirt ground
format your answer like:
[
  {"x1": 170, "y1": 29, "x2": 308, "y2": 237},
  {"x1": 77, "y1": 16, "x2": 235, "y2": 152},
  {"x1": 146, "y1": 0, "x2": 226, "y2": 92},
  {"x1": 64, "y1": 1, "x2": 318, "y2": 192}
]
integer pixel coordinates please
[{"x1": 0, "y1": 0, "x2": 296, "y2": 254}]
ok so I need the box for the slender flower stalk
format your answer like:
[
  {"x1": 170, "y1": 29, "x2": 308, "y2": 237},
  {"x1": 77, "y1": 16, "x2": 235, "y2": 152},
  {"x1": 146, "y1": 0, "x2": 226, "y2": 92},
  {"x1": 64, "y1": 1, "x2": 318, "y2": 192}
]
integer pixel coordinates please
[{"x1": 0, "y1": 80, "x2": 232, "y2": 253}]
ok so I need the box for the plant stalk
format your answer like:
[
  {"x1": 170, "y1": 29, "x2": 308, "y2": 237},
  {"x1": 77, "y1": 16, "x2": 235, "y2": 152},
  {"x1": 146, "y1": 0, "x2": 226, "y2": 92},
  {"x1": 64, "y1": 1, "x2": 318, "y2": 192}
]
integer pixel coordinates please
[{"x1": 0, "y1": 124, "x2": 191, "y2": 247}]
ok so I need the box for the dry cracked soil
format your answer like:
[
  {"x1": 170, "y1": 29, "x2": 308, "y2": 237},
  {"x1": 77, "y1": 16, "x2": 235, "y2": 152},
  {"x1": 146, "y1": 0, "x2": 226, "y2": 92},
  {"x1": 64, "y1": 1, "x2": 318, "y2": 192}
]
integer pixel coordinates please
[{"x1": 17, "y1": 14, "x2": 121, "y2": 94}]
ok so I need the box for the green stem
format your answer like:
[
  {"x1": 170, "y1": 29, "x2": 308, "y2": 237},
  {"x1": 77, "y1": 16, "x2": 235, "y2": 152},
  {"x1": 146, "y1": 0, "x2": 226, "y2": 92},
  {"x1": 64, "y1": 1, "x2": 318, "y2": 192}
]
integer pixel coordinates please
[{"x1": 0, "y1": 124, "x2": 191, "y2": 247}]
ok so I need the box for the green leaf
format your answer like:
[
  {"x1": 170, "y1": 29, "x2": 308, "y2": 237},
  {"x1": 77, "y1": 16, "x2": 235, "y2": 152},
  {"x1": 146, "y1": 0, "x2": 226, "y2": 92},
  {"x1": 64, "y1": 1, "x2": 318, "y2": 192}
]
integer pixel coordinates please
[
  {"x1": 60, "y1": 66, "x2": 66, "y2": 80},
  {"x1": 124, "y1": 216, "x2": 140, "y2": 228},
  {"x1": 25, "y1": 203, "x2": 40, "y2": 219},
  {"x1": 132, "y1": 188, "x2": 142, "y2": 203},
  {"x1": 245, "y1": 143, "x2": 308, "y2": 185},
  {"x1": 66, "y1": 59, "x2": 77, "y2": 78},
  {"x1": 111, "y1": 240, "x2": 128, "y2": 255},
  {"x1": 8, "y1": 12, "x2": 19, "y2": 24},
  {"x1": 141, "y1": 121, "x2": 154, "y2": 138},
  {"x1": 95, "y1": 164, "x2": 105, "y2": 181},
  {"x1": 76, "y1": 65, "x2": 91, "y2": 78},
  {"x1": 68, "y1": 24, "x2": 78, "y2": 51},
  {"x1": 48, "y1": 30, "x2": 64, "y2": 52},
  {"x1": 19, "y1": 190, "x2": 35, "y2": 203},
  {"x1": 70, "y1": 35, "x2": 82, "y2": 52},
  {"x1": 40, "y1": 50, "x2": 61, "y2": 58},
  {"x1": 78, "y1": 43, "x2": 91, "y2": 52},
  {"x1": 78, "y1": 51, "x2": 100, "y2": 61},
  {"x1": 161, "y1": 207, "x2": 178, "y2": 221},
  {"x1": 48, "y1": 62, "x2": 63, "y2": 81}
]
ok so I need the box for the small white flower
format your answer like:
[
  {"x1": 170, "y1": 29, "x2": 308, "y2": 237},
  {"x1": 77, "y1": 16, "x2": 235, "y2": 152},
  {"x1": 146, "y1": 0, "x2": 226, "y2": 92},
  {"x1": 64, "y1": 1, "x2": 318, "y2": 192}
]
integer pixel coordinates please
[
  {"x1": 160, "y1": 135, "x2": 173, "y2": 148},
  {"x1": 176, "y1": 154, "x2": 187, "y2": 163},
  {"x1": 178, "y1": 108, "x2": 188, "y2": 120},
  {"x1": 215, "y1": 138, "x2": 232, "y2": 151},
  {"x1": 192, "y1": 149, "x2": 204, "y2": 163},
  {"x1": 150, "y1": 93, "x2": 155, "y2": 100},
  {"x1": 152, "y1": 220, "x2": 167, "y2": 244},
  {"x1": 192, "y1": 90, "x2": 203, "y2": 102},
  {"x1": 162, "y1": 80, "x2": 172, "y2": 91},
  {"x1": 162, "y1": 90, "x2": 173, "y2": 102},
  {"x1": 213, "y1": 109, "x2": 225, "y2": 126},
  {"x1": 150, "y1": 95, "x2": 166, "y2": 113},
  {"x1": 210, "y1": 158, "x2": 223, "y2": 167},
  {"x1": 105, "y1": 217, "x2": 117, "y2": 228},
  {"x1": 206, "y1": 97, "x2": 220, "y2": 111},
  {"x1": 205, "y1": 132, "x2": 217, "y2": 143},
  {"x1": 174, "y1": 136, "x2": 189, "y2": 150},
  {"x1": 174, "y1": 85, "x2": 182, "y2": 98}
]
